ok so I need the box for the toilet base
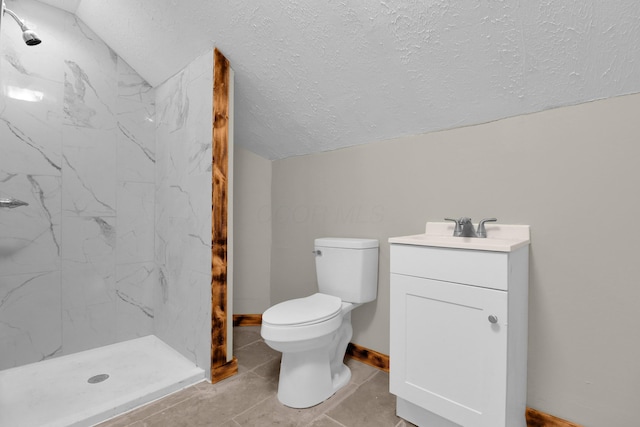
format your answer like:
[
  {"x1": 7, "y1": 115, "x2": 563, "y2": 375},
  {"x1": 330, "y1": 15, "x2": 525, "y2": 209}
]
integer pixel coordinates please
[
  {"x1": 265, "y1": 308, "x2": 357, "y2": 408},
  {"x1": 332, "y1": 363, "x2": 351, "y2": 393},
  {"x1": 277, "y1": 350, "x2": 352, "y2": 409}
]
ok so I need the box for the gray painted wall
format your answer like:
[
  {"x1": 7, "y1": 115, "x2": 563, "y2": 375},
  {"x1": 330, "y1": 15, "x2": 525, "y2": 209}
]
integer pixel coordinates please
[
  {"x1": 268, "y1": 93, "x2": 640, "y2": 427},
  {"x1": 233, "y1": 147, "x2": 272, "y2": 314}
]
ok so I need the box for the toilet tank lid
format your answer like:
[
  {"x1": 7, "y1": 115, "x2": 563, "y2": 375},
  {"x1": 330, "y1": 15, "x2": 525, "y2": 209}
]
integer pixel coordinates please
[{"x1": 315, "y1": 237, "x2": 379, "y2": 249}]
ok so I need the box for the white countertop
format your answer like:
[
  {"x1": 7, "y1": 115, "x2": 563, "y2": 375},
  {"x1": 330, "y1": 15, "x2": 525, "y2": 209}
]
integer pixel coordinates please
[{"x1": 389, "y1": 222, "x2": 530, "y2": 252}]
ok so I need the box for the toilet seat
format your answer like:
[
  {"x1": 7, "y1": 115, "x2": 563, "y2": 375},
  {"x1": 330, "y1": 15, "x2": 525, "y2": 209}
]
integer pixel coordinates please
[
  {"x1": 263, "y1": 293, "x2": 342, "y2": 327},
  {"x1": 261, "y1": 293, "x2": 344, "y2": 343}
]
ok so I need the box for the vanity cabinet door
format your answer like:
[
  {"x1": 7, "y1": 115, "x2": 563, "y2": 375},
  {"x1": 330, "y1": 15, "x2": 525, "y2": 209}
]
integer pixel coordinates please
[{"x1": 390, "y1": 273, "x2": 508, "y2": 427}]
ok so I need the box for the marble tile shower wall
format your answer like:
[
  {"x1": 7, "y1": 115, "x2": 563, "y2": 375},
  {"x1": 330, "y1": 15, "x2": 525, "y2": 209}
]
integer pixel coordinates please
[
  {"x1": 154, "y1": 50, "x2": 213, "y2": 378},
  {"x1": 0, "y1": 0, "x2": 156, "y2": 369}
]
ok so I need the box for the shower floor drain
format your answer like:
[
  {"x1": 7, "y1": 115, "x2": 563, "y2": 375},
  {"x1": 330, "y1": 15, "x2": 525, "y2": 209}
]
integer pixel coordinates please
[{"x1": 87, "y1": 374, "x2": 110, "y2": 384}]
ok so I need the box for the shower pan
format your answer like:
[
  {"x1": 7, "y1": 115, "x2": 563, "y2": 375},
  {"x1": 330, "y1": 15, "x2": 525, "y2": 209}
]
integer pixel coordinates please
[{"x1": 0, "y1": 336, "x2": 204, "y2": 427}]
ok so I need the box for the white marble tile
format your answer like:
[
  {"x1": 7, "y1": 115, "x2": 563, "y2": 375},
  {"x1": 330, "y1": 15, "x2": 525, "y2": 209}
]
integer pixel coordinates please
[
  {"x1": 184, "y1": 64, "x2": 213, "y2": 176},
  {"x1": 156, "y1": 57, "x2": 213, "y2": 181},
  {"x1": 159, "y1": 217, "x2": 207, "y2": 279},
  {"x1": 115, "y1": 262, "x2": 155, "y2": 340},
  {"x1": 155, "y1": 67, "x2": 189, "y2": 134},
  {"x1": 155, "y1": 149, "x2": 210, "y2": 228},
  {"x1": 0, "y1": 173, "x2": 61, "y2": 276},
  {"x1": 62, "y1": 300, "x2": 117, "y2": 355},
  {"x1": 61, "y1": 215, "x2": 116, "y2": 264},
  {"x1": 161, "y1": 132, "x2": 191, "y2": 188},
  {"x1": 0, "y1": 93, "x2": 63, "y2": 175},
  {"x1": 155, "y1": 177, "x2": 196, "y2": 220},
  {"x1": 116, "y1": 182, "x2": 154, "y2": 264},
  {"x1": 63, "y1": 59, "x2": 117, "y2": 129},
  {"x1": 62, "y1": 13, "x2": 117, "y2": 130},
  {"x1": 62, "y1": 126, "x2": 117, "y2": 216},
  {"x1": 154, "y1": 188, "x2": 210, "y2": 277},
  {"x1": 185, "y1": 171, "x2": 213, "y2": 239},
  {"x1": 116, "y1": 98, "x2": 155, "y2": 183},
  {"x1": 117, "y1": 57, "x2": 154, "y2": 105},
  {"x1": 186, "y1": 50, "x2": 213, "y2": 84},
  {"x1": 154, "y1": 209, "x2": 169, "y2": 272},
  {"x1": 61, "y1": 262, "x2": 115, "y2": 310},
  {"x1": 154, "y1": 268, "x2": 211, "y2": 371},
  {"x1": 60, "y1": 215, "x2": 116, "y2": 313},
  {"x1": 0, "y1": 271, "x2": 62, "y2": 369},
  {"x1": 153, "y1": 51, "x2": 215, "y2": 376}
]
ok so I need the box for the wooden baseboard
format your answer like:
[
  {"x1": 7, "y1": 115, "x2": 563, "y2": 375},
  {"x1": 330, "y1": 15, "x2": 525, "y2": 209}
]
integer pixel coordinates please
[
  {"x1": 210, "y1": 357, "x2": 238, "y2": 384},
  {"x1": 346, "y1": 342, "x2": 390, "y2": 372},
  {"x1": 233, "y1": 314, "x2": 262, "y2": 326},
  {"x1": 526, "y1": 407, "x2": 583, "y2": 427}
]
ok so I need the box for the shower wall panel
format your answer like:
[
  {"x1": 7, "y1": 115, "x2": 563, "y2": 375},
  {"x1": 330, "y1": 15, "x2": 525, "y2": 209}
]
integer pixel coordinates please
[
  {"x1": 154, "y1": 50, "x2": 214, "y2": 378},
  {"x1": 0, "y1": 0, "x2": 156, "y2": 369}
]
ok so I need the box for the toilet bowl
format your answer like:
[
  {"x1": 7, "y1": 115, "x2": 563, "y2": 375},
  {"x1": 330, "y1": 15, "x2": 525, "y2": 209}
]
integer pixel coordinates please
[
  {"x1": 262, "y1": 294, "x2": 358, "y2": 408},
  {"x1": 261, "y1": 237, "x2": 379, "y2": 408}
]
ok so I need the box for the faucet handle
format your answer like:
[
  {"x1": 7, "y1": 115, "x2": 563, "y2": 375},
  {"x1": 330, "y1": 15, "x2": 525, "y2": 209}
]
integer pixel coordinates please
[
  {"x1": 476, "y1": 218, "x2": 497, "y2": 238},
  {"x1": 444, "y1": 218, "x2": 463, "y2": 236}
]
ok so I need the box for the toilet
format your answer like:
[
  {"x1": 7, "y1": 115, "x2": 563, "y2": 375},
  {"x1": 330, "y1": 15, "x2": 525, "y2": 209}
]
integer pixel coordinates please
[{"x1": 261, "y1": 237, "x2": 379, "y2": 408}]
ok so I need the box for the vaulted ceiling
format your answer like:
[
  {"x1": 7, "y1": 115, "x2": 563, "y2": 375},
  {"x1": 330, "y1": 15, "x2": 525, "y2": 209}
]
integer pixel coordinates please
[{"x1": 36, "y1": 0, "x2": 640, "y2": 159}]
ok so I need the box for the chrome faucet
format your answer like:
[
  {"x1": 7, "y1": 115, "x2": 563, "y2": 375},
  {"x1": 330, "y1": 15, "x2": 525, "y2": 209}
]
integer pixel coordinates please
[{"x1": 444, "y1": 217, "x2": 497, "y2": 238}]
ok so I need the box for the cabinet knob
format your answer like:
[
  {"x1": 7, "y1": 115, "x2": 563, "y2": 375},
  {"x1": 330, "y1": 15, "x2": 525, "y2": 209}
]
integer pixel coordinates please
[{"x1": 488, "y1": 315, "x2": 498, "y2": 324}]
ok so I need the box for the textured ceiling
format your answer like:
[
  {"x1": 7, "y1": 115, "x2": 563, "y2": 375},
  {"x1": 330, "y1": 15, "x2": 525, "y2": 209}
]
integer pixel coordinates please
[{"x1": 36, "y1": 1, "x2": 640, "y2": 159}]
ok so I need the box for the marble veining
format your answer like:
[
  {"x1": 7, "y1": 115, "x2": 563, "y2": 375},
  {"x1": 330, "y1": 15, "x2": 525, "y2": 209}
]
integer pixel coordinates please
[
  {"x1": 0, "y1": 0, "x2": 156, "y2": 366},
  {"x1": 27, "y1": 174, "x2": 61, "y2": 255},
  {"x1": 1, "y1": 0, "x2": 213, "y2": 378},
  {"x1": 156, "y1": 70, "x2": 189, "y2": 133},
  {"x1": 158, "y1": 267, "x2": 169, "y2": 303},
  {"x1": 62, "y1": 153, "x2": 116, "y2": 215},
  {"x1": 0, "y1": 173, "x2": 62, "y2": 276},
  {"x1": 116, "y1": 97, "x2": 155, "y2": 183},
  {"x1": 0, "y1": 272, "x2": 46, "y2": 310},
  {"x1": 62, "y1": 216, "x2": 116, "y2": 263},
  {"x1": 0, "y1": 117, "x2": 62, "y2": 173},
  {"x1": 116, "y1": 182, "x2": 154, "y2": 264},
  {"x1": 0, "y1": 271, "x2": 62, "y2": 369},
  {"x1": 92, "y1": 217, "x2": 116, "y2": 247},
  {"x1": 116, "y1": 290, "x2": 153, "y2": 318},
  {"x1": 154, "y1": 49, "x2": 214, "y2": 378},
  {"x1": 71, "y1": 14, "x2": 98, "y2": 43},
  {"x1": 63, "y1": 59, "x2": 112, "y2": 127},
  {"x1": 117, "y1": 57, "x2": 154, "y2": 104},
  {"x1": 118, "y1": 122, "x2": 155, "y2": 163},
  {"x1": 2, "y1": 49, "x2": 30, "y2": 76}
]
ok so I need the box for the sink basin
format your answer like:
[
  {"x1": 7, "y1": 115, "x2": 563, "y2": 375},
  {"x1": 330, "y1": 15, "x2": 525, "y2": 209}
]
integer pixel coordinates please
[{"x1": 388, "y1": 222, "x2": 530, "y2": 252}]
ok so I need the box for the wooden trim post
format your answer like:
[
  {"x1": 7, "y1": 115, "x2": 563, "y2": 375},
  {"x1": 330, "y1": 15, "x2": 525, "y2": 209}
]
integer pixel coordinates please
[{"x1": 210, "y1": 47, "x2": 238, "y2": 383}]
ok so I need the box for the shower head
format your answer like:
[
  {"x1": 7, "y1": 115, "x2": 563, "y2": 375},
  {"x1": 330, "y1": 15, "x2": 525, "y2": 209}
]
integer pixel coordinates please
[
  {"x1": 2, "y1": 1, "x2": 42, "y2": 46},
  {"x1": 22, "y1": 28, "x2": 41, "y2": 45}
]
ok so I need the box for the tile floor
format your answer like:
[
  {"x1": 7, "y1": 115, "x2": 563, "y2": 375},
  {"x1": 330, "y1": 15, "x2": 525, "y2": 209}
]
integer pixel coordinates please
[{"x1": 97, "y1": 326, "x2": 415, "y2": 427}]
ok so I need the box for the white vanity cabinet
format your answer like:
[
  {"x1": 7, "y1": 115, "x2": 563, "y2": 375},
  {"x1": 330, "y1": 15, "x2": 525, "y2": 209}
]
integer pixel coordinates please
[{"x1": 389, "y1": 223, "x2": 530, "y2": 427}]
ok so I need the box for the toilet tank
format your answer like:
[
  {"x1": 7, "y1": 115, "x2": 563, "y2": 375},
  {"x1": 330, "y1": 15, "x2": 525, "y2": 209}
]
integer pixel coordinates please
[{"x1": 314, "y1": 237, "x2": 379, "y2": 303}]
